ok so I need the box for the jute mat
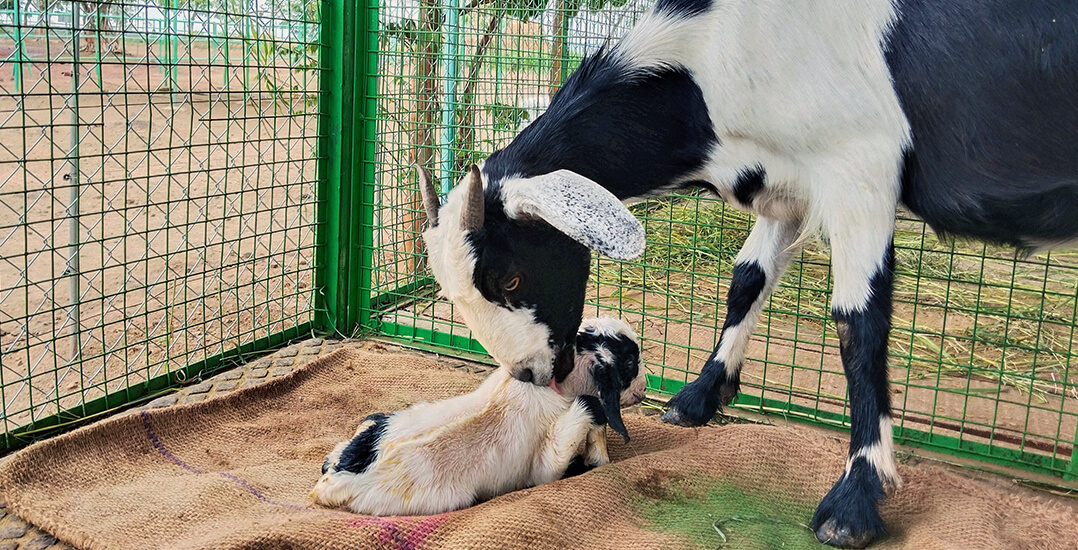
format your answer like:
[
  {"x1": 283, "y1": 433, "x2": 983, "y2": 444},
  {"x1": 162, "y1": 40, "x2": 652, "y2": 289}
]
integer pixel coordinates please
[{"x1": 1, "y1": 347, "x2": 1075, "y2": 550}]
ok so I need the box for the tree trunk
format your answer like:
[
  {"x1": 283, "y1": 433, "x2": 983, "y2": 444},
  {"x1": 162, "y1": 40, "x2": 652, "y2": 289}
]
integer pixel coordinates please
[
  {"x1": 451, "y1": 7, "x2": 504, "y2": 174},
  {"x1": 79, "y1": 2, "x2": 113, "y2": 53},
  {"x1": 404, "y1": 0, "x2": 442, "y2": 272},
  {"x1": 548, "y1": 0, "x2": 566, "y2": 99}
]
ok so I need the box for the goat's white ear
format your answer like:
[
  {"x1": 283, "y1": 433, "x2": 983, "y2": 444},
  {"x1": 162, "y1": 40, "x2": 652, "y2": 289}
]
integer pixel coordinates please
[{"x1": 501, "y1": 170, "x2": 645, "y2": 260}]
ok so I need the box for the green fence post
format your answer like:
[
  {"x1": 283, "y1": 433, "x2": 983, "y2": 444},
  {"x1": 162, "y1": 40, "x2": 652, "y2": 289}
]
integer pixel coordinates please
[
  {"x1": 67, "y1": 0, "x2": 83, "y2": 366},
  {"x1": 558, "y1": 0, "x2": 570, "y2": 84},
  {"x1": 1067, "y1": 419, "x2": 1078, "y2": 481},
  {"x1": 170, "y1": 0, "x2": 179, "y2": 94},
  {"x1": 439, "y1": 0, "x2": 460, "y2": 182},
  {"x1": 349, "y1": 0, "x2": 381, "y2": 331},
  {"x1": 315, "y1": 0, "x2": 380, "y2": 336},
  {"x1": 315, "y1": 0, "x2": 346, "y2": 334},
  {"x1": 12, "y1": 2, "x2": 25, "y2": 93},
  {"x1": 93, "y1": 6, "x2": 103, "y2": 86}
]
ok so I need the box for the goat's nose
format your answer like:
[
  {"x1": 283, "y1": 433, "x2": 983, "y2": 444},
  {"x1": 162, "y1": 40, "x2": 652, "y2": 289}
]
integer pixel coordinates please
[{"x1": 514, "y1": 368, "x2": 535, "y2": 384}]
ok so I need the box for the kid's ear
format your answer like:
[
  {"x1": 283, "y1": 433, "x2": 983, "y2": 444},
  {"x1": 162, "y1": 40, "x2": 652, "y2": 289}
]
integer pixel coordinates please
[{"x1": 593, "y1": 362, "x2": 630, "y2": 442}]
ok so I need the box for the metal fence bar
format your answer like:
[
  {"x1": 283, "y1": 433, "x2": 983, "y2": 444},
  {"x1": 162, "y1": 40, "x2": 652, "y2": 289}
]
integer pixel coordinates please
[
  {"x1": 1069, "y1": 419, "x2": 1078, "y2": 481},
  {"x1": 353, "y1": 0, "x2": 382, "y2": 331},
  {"x1": 11, "y1": 1, "x2": 25, "y2": 93},
  {"x1": 439, "y1": 0, "x2": 460, "y2": 183},
  {"x1": 315, "y1": 0, "x2": 346, "y2": 334},
  {"x1": 312, "y1": 0, "x2": 380, "y2": 335},
  {"x1": 66, "y1": 3, "x2": 82, "y2": 367}
]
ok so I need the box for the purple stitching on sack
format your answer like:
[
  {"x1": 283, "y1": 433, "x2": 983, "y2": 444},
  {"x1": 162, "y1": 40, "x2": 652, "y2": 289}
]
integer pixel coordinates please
[
  {"x1": 139, "y1": 411, "x2": 308, "y2": 512},
  {"x1": 140, "y1": 412, "x2": 204, "y2": 474}
]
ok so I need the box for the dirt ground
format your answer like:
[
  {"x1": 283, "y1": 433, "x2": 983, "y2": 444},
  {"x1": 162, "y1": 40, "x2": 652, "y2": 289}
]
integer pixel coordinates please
[{"x1": 0, "y1": 38, "x2": 318, "y2": 433}]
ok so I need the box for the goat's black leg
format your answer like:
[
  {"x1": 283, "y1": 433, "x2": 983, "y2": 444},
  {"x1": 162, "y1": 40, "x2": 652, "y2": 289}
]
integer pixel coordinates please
[
  {"x1": 811, "y1": 229, "x2": 899, "y2": 549},
  {"x1": 662, "y1": 217, "x2": 800, "y2": 427}
]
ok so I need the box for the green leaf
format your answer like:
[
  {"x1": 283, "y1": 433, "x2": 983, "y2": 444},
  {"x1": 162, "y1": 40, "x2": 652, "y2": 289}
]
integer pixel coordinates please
[
  {"x1": 484, "y1": 103, "x2": 531, "y2": 131},
  {"x1": 506, "y1": 0, "x2": 548, "y2": 22}
]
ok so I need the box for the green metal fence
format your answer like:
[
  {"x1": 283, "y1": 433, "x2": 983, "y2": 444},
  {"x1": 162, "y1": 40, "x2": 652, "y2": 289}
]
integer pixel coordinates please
[
  {"x1": 0, "y1": 0, "x2": 322, "y2": 452},
  {"x1": 3, "y1": 0, "x2": 1077, "y2": 486},
  {"x1": 362, "y1": 0, "x2": 1078, "y2": 483}
]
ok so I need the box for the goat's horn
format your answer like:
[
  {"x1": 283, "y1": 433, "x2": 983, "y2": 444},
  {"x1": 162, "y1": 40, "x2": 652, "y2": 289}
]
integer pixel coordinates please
[
  {"x1": 461, "y1": 164, "x2": 485, "y2": 232},
  {"x1": 416, "y1": 164, "x2": 440, "y2": 227}
]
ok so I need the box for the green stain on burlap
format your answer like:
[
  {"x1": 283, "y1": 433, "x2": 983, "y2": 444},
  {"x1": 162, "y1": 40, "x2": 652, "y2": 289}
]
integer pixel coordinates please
[{"x1": 634, "y1": 472, "x2": 827, "y2": 550}]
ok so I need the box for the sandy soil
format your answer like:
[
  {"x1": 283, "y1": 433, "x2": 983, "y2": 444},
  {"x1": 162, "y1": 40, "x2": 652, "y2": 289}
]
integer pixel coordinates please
[{"x1": 0, "y1": 38, "x2": 318, "y2": 432}]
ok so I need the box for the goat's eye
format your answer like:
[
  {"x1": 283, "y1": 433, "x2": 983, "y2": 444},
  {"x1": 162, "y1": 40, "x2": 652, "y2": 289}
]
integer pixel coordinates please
[{"x1": 504, "y1": 275, "x2": 521, "y2": 292}]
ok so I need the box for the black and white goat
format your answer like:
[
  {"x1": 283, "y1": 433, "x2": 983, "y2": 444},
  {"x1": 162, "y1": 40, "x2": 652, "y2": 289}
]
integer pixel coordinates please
[
  {"x1": 416, "y1": 0, "x2": 1078, "y2": 547},
  {"x1": 310, "y1": 317, "x2": 645, "y2": 516}
]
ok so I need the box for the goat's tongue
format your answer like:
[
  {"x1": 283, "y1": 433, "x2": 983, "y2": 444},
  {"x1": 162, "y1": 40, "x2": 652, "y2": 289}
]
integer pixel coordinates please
[{"x1": 549, "y1": 378, "x2": 562, "y2": 395}]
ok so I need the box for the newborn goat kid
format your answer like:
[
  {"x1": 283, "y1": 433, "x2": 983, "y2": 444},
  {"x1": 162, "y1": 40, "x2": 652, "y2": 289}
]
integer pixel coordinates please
[{"x1": 311, "y1": 317, "x2": 645, "y2": 516}]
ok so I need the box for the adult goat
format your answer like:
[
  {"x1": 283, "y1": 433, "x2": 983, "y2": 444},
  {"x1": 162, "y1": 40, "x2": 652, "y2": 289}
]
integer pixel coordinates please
[{"x1": 417, "y1": 0, "x2": 1078, "y2": 547}]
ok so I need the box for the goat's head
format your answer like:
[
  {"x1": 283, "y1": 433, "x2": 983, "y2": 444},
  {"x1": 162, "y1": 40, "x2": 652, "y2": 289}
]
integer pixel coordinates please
[
  {"x1": 563, "y1": 316, "x2": 645, "y2": 441},
  {"x1": 418, "y1": 166, "x2": 645, "y2": 388}
]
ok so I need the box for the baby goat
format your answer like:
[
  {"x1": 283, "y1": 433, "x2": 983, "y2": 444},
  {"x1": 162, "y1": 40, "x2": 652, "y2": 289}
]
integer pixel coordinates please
[{"x1": 310, "y1": 317, "x2": 645, "y2": 516}]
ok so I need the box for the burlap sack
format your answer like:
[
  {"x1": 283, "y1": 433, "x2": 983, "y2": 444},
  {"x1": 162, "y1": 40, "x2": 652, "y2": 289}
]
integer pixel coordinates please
[{"x1": 1, "y1": 347, "x2": 1075, "y2": 550}]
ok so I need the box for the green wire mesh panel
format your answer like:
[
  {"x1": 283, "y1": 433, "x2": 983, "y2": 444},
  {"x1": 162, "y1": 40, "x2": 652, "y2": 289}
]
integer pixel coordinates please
[
  {"x1": 364, "y1": 0, "x2": 1078, "y2": 481},
  {"x1": 0, "y1": 1, "x2": 322, "y2": 451}
]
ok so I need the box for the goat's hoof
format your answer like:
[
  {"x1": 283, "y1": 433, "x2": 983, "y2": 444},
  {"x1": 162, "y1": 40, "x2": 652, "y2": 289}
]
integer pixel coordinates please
[
  {"x1": 716, "y1": 377, "x2": 740, "y2": 407},
  {"x1": 585, "y1": 428, "x2": 609, "y2": 467},
  {"x1": 811, "y1": 518, "x2": 878, "y2": 549},
  {"x1": 660, "y1": 380, "x2": 722, "y2": 427},
  {"x1": 310, "y1": 475, "x2": 333, "y2": 504},
  {"x1": 310, "y1": 472, "x2": 355, "y2": 509},
  {"x1": 810, "y1": 472, "x2": 886, "y2": 549}
]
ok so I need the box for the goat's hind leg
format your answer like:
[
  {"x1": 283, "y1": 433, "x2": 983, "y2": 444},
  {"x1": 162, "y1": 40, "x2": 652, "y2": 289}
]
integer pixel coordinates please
[
  {"x1": 313, "y1": 413, "x2": 390, "y2": 508},
  {"x1": 322, "y1": 412, "x2": 389, "y2": 474},
  {"x1": 565, "y1": 395, "x2": 611, "y2": 478},
  {"x1": 532, "y1": 396, "x2": 609, "y2": 485},
  {"x1": 663, "y1": 217, "x2": 801, "y2": 427}
]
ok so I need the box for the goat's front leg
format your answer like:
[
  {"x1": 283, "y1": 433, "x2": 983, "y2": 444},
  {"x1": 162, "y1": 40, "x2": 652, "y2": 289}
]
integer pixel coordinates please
[
  {"x1": 662, "y1": 216, "x2": 802, "y2": 426},
  {"x1": 811, "y1": 194, "x2": 900, "y2": 549},
  {"x1": 530, "y1": 396, "x2": 608, "y2": 485}
]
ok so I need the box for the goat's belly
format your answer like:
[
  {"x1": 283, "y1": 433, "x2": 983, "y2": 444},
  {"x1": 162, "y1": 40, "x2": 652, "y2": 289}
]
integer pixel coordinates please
[
  {"x1": 341, "y1": 442, "x2": 542, "y2": 515},
  {"x1": 886, "y1": 1, "x2": 1078, "y2": 249},
  {"x1": 340, "y1": 470, "x2": 533, "y2": 516},
  {"x1": 902, "y1": 169, "x2": 1078, "y2": 250}
]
